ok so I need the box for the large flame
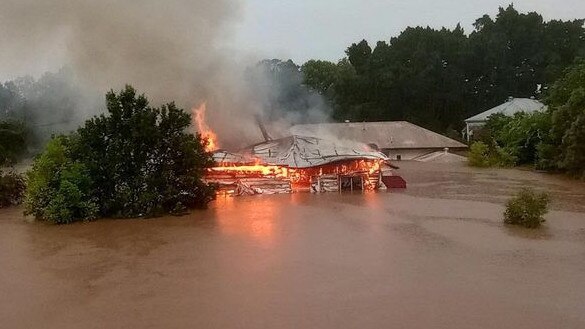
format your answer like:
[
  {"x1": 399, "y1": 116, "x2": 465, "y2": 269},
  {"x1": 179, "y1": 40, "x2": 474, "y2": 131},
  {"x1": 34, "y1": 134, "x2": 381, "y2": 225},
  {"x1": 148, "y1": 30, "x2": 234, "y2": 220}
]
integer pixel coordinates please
[
  {"x1": 210, "y1": 162, "x2": 289, "y2": 178},
  {"x1": 193, "y1": 102, "x2": 219, "y2": 152},
  {"x1": 207, "y1": 159, "x2": 384, "y2": 192}
]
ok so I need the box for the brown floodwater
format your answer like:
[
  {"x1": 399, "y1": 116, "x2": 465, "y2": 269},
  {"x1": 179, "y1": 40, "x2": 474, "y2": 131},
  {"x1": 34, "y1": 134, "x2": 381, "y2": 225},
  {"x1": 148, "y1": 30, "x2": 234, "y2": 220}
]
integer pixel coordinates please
[{"x1": 1, "y1": 162, "x2": 585, "y2": 328}]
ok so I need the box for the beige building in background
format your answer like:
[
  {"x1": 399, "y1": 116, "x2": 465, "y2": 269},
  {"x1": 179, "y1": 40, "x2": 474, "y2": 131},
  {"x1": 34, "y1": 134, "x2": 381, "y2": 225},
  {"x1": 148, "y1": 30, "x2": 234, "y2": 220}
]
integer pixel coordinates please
[{"x1": 291, "y1": 121, "x2": 467, "y2": 161}]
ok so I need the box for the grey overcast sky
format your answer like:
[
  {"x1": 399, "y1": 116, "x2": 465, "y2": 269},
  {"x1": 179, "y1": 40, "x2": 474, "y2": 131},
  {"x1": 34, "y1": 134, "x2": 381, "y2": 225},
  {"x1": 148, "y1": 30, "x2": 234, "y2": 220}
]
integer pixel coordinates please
[{"x1": 232, "y1": 0, "x2": 585, "y2": 64}]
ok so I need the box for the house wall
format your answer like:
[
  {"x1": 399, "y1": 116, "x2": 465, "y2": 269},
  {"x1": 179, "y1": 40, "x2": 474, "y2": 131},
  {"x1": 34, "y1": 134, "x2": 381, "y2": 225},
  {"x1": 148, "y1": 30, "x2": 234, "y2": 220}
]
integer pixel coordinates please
[{"x1": 464, "y1": 121, "x2": 486, "y2": 142}]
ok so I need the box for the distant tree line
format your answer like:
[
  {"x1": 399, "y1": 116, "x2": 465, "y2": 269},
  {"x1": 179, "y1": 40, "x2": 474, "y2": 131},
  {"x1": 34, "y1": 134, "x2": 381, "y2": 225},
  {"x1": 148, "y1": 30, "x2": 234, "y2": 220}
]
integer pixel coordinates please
[
  {"x1": 4, "y1": 6, "x2": 582, "y2": 145},
  {"x1": 301, "y1": 5, "x2": 585, "y2": 135},
  {"x1": 0, "y1": 68, "x2": 100, "y2": 152}
]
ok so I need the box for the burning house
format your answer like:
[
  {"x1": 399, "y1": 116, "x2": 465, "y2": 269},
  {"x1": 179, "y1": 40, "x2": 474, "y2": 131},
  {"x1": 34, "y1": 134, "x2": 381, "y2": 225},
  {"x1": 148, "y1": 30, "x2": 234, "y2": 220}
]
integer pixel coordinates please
[
  {"x1": 206, "y1": 135, "x2": 397, "y2": 195},
  {"x1": 195, "y1": 105, "x2": 403, "y2": 196}
]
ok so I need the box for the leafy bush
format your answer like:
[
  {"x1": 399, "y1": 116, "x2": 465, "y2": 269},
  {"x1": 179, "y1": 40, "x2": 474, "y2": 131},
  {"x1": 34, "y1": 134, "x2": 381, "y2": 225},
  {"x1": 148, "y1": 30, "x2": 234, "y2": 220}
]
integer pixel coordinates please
[
  {"x1": 468, "y1": 141, "x2": 516, "y2": 167},
  {"x1": 504, "y1": 188, "x2": 550, "y2": 228},
  {"x1": 468, "y1": 141, "x2": 491, "y2": 167},
  {"x1": 476, "y1": 111, "x2": 552, "y2": 168},
  {"x1": 539, "y1": 61, "x2": 585, "y2": 177},
  {"x1": 25, "y1": 86, "x2": 216, "y2": 223},
  {"x1": 72, "y1": 86, "x2": 216, "y2": 217},
  {"x1": 24, "y1": 136, "x2": 97, "y2": 224},
  {"x1": 0, "y1": 171, "x2": 25, "y2": 208}
]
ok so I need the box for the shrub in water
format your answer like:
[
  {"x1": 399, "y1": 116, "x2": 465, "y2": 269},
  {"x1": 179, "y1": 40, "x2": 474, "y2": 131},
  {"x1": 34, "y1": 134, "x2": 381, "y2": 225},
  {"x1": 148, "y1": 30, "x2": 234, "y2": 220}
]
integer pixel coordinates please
[
  {"x1": 0, "y1": 171, "x2": 25, "y2": 208},
  {"x1": 468, "y1": 141, "x2": 491, "y2": 167},
  {"x1": 504, "y1": 188, "x2": 550, "y2": 228},
  {"x1": 24, "y1": 136, "x2": 98, "y2": 224}
]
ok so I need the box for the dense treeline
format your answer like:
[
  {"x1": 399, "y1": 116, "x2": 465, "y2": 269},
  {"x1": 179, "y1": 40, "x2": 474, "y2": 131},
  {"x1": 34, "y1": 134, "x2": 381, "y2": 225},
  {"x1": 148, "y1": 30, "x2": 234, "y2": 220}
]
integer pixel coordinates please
[
  {"x1": 0, "y1": 68, "x2": 100, "y2": 151},
  {"x1": 301, "y1": 5, "x2": 585, "y2": 135}
]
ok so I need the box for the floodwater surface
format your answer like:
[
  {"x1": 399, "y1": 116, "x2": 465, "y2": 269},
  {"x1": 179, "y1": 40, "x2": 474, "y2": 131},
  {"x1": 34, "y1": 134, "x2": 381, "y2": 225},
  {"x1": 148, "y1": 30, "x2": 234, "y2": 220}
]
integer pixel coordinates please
[{"x1": 1, "y1": 162, "x2": 585, "y2": 328}]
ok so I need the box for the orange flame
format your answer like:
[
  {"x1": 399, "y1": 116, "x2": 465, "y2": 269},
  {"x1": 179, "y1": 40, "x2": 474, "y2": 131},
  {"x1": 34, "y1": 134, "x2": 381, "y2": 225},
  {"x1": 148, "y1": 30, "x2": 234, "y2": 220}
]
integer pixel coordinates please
[
  {"x1": 207, "y1": 159, "x2": 384, "y2": 191},
  {"x1": 210, "y1": 162, "x2": 289, "y2": 178},
  {"x1": 193, "y1": 102, "x2": 219, "y2": 152}
]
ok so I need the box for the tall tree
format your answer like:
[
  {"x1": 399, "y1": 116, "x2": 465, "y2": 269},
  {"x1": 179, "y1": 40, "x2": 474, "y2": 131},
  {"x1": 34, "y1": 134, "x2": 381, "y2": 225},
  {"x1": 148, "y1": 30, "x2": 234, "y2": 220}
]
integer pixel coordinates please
[
  {"x1": 540, "y1": 61, "x2": 585, "y2": 176},
  {"x1": 302, "y1": 5, "x2": 585, "y2": 136},
  {"x1": 346, "y1": 40, "x2": 372, "y2": 75}
]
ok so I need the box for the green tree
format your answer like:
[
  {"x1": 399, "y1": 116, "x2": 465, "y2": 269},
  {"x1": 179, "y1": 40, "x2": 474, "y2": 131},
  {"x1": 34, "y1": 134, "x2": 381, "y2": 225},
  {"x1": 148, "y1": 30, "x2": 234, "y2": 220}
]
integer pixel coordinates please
[
  {"x1": 482, "y1": 112, "x2": 552, "y2": 166},
  {"x1": 540, "y1": 61, "x2": 585, "y2": 176},
  {"x1": 24, "y1": 136, "x2": 97, "y2": 223},
  {"x1": 301, "y1": 60, "x2": 339, "y2": 95},
  {"x1": 0, "y1": 68, "x2": 101, "y2": 150},
  {"x1": 303, "y1": 5, "x2": 584, "y2": 136},
  {"x1": 466, "y1": 5, "x2": 584, "y2": 111},
  {"x1": 468, "y1": 141, "x2": 491, "y2": 167},
  {"x1": 346, "y1": 40, "x2": 372, "y2": 75},
  {"x1": 25, "y1": 86, "x2": 216, "y2": 223},
  {"x1": 73, "y1": 86, "x2": 216, "y2": 217}
]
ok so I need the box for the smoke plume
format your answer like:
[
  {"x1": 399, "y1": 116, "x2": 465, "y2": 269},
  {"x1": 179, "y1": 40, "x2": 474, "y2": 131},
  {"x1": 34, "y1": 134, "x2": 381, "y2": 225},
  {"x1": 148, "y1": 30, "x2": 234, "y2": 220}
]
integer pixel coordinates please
[{"x1": 0, "y1": 0, "x2": 330, "y2": 149}]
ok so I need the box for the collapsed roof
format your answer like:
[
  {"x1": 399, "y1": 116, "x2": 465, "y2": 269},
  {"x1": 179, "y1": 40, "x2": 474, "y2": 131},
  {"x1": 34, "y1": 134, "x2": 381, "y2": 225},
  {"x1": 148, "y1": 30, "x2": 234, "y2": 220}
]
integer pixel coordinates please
[{"x1": 213, "y1": 135, "x2": 389, "y2": 168}]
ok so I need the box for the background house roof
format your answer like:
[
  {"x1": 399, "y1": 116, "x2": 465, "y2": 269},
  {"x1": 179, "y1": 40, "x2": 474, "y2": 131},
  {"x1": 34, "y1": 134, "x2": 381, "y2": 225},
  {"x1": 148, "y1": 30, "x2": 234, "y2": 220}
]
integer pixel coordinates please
[
  {"x1": 290, "y1": 121, "x2": 467, "y2": 150},
  {"x1": 464, "y1": 98, "x2": 547, "y2": 123}
]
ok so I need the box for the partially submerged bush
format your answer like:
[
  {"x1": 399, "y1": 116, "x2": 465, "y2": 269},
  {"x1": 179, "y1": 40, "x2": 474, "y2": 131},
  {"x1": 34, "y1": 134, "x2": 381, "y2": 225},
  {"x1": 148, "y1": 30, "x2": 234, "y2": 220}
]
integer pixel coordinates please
[
  {"x1": 25, "y1": 86, "x2": 215, "y2": 223},
  {"x1": 0, "y1": 171, "x2": 25, "y2": 208},
  {"x1": 504, "y1": 188, "x2": 550, "y2": 228},
  {"x1": 468, "y1": 141, "x2": 491, "y2": 167},
  {"x1": 24, "y1": 136, "x2": 98, "y2": 224},
  {"x1": 72, "y1": 86, "x2": 216, "y2": 218},
  {"x1": 468, "y1": 141, "x2": 516, "y2": 167}
]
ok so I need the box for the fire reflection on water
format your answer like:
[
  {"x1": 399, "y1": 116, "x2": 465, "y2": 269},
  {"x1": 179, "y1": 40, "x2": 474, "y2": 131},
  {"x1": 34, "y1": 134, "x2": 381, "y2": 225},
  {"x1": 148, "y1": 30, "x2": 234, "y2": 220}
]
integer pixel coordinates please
[{"x1": 212, "y1": 196, "x2": 277, "y2": 246}]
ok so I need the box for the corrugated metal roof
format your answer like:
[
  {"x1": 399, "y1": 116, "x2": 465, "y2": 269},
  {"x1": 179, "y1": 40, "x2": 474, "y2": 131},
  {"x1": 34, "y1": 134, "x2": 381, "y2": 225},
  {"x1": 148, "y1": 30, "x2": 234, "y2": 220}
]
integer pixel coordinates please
[
  {"x1": 215, "y1": 135, "x2": 389, "y2": 169},
  {"x1": 290, "y1": 121, "x2": 466, "y2": 150},
  {"x1": 465, "y1": 98, "x2": 547, "y2": 123},
  {"x1": 211, "y1": 151, "x2": 256, "y2": 164}
]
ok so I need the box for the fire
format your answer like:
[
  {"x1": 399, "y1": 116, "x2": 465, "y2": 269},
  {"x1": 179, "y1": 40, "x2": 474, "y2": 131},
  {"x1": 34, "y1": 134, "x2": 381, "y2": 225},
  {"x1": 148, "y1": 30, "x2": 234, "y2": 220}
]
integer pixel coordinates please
[
  {"x1": 193, "y1": 102, "x2": 219, "y2": 152},
  {"x1": 207, "y1": 158, "x2": 384, "y2": 193},
  {"x1": 210, "y1": 162, "x2": 289, "y2": 178}
]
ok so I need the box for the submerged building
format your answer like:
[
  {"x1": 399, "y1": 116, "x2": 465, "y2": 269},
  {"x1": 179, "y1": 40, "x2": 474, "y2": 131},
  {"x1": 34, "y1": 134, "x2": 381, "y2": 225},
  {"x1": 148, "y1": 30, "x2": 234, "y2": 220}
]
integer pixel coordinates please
[
  {"x1": 290, "y1": 121, "x2": 467, "y2": 161},
  {"x1": 463, "y1": 97, "x2": 547, "y2": 141},
  {"x1": 205, "y1": 135, "x2": 401, "y2": 196}
]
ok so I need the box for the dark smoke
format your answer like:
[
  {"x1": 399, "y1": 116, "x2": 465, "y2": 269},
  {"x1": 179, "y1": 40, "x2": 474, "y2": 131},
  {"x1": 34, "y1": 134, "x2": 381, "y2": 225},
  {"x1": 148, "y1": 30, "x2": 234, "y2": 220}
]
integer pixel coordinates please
[{"x1": 0, "y1": 0, "x2": 330, "y2": 149}]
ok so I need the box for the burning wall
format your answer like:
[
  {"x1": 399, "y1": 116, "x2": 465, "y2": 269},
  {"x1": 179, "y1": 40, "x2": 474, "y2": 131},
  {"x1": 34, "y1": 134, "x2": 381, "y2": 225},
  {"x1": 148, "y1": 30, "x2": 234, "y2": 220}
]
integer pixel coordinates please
[
  {"x1": 194, "y1": 104, "x2": 394, "y2": 196},
  {"x1": 205, "y1": 137, "x2": 389, "y2": 196}
]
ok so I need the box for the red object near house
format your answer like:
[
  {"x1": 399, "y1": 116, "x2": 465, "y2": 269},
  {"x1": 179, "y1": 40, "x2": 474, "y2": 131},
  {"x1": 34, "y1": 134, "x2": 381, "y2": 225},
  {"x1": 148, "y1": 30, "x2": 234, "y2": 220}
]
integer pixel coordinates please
[{"x1": 382, "y1": 175, "x2": 407, "y2": 189}]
